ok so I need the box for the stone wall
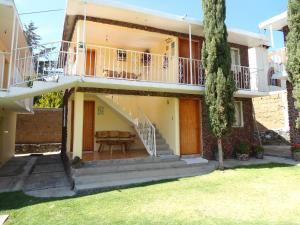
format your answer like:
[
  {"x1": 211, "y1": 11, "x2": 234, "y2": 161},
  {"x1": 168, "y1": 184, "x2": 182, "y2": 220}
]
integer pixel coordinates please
[
  {"x1": 252, "y1": 92, "x2": 287, "y2": 131},
  {"x1": 202, "y1": 97, "x2": 256, "y2": 159},
  {"x1": 16, "y1": 108, "x2": 62, "y2": 144},
  {"x1": 252, "y1": 92, "x2": 290, "y2": 145}
]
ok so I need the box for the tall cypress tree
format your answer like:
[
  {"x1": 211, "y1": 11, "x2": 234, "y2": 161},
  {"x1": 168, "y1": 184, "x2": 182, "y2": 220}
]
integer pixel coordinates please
[
  {"x1": 287, "y1": 0, "x2": 300, "y2": 125},
  {"x1": 201, "y1": 0, "x2": 236, "y2": 169}
]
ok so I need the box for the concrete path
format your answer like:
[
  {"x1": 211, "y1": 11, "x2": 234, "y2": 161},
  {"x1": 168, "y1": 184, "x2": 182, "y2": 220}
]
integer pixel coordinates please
[
  {"x1": 264, "y1": 145, "x2": 292, "y2": 158},
  {"x1": 0, "y1": 156, "x2": 37, "y2": 193},
  {"x1": 224, "y1": 155, "x2": 300, "y2": 168},
  {"x1": 23, "y1": 154, "x2": 75, "y2": 198}
]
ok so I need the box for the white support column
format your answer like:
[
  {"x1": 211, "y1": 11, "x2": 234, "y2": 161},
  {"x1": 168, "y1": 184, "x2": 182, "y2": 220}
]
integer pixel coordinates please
[
  {"x1": 189, "y1": 24, "x2": 193, "y2": 84},
  {"x1": 75, "y1": 20, "x2": 85, "y2": 76},
  {"x1": 7, "y1": 12, "x2": 16, "y2": 89},
  {"x1": 269, "y1": 25, "x2": 274, "y2": 48},
  {"x1": 13, "y1": 23, "x2": 19, "y2": 84},
  {"x1": 83, "y1": 0, "x2": 87, "y2": 76},
  {"x1": 72, "y1": 92, "x2": 84, "y2": 159},
  {"x1": 248, "y1": 46, "x2": 269, "y2": 92}
]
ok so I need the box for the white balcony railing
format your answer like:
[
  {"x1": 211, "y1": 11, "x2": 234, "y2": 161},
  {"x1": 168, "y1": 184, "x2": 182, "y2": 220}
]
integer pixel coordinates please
[{"x1": 8, "y1": 41, "x2": 255, "y2": 91}]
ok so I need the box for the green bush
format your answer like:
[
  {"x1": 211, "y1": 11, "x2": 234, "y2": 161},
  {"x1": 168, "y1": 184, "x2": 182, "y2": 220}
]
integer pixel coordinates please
[
  {"x1": 253, "y1": 145, "x2": 264, "y2": 153},
  {"x1": 292, "y1": 147, "x2": 300, "y2": 153},
  {"x1": 237, "y1": 143, "x2": 251, "y2": 154}
]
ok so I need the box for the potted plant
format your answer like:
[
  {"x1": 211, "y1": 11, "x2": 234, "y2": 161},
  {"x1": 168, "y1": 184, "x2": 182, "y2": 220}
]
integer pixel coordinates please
[
  {"x1": 253, "y1": 145, "x2": 264, "y2": 159},
  {"x1": 291, "y1": 146, "x2": 300, "y2": 161},
  {"x1": 236, "y1": 143, "x2": 250, "y2": 161}
]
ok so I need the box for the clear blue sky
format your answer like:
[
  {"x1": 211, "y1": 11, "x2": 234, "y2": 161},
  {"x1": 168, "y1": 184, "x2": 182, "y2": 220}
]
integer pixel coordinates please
[{"x1": 15, "y1": 0, "x2": 287, "y2": 50}]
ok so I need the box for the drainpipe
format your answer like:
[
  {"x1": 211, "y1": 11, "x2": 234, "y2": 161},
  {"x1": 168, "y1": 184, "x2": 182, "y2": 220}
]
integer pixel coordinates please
[
  {"x1": 189, "y1": 23, "x2": 193, "y2": 84},
  {"x1": 8, "y1": 12, "x2": 16, "y2": 90}
]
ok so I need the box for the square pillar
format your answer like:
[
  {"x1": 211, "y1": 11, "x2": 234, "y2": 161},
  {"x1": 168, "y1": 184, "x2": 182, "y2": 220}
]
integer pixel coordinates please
[
  {"x1": 72, "y1": 92, "x2": 84, "y2": 159},
  {"x1": 248, "y1": 46, "x2": 269, "y2": 92}
]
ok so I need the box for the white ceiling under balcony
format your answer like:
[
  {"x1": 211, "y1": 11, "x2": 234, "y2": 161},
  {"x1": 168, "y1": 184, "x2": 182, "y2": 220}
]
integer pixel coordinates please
[{"x1": 79, "y1": 22, "x2": 172, "y2": 50}]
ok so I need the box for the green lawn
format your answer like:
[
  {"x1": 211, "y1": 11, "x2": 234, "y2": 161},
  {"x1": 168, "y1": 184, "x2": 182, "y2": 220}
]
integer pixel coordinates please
[{"x1": 1, "y1": 164, "x2": 300, "y2": 225}]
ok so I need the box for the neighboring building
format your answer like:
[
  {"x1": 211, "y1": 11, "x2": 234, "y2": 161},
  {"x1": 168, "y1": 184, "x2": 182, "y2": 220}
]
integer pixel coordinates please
[
  {"x1": 259, "y1": 11, "x2": 300, "y2": 146},
  {"x1": 252, "y1": 47, "x2": 290, "y2": 144},
  {"x1": 0, "y1": 0, "x2": 31, "y2": 166},
  {"x1": 0, "y1": 0, "x2": 274, "y2": 170}
]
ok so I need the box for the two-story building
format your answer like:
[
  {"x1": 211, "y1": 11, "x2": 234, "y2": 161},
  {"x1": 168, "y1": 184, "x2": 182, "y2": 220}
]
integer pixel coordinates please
[{"x1": 0, "y1": 0, "x2": 276, "y2": 190}]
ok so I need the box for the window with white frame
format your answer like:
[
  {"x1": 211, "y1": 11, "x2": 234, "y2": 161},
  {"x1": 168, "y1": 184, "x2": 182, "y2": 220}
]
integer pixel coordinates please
[
  {"x1": 230, "y1": 48, "x2": 241, "y2": 66},
  {"x1": 233, "y1": 101, "x2": 243, "y2": 127}
]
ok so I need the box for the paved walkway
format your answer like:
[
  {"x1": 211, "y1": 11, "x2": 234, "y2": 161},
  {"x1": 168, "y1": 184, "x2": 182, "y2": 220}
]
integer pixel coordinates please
[
  {"x1": 224, "y1": 155, "x2": 300, "y2": 168},
  {"x1": 0, "y1": 153, "x2": 75, "y2": 198},
  {"x1": 0, "y1": 156, "x2": 36, "y2": 193},
  {"x1": 263, "y1": 145, "x2": 292, "y2": 158},
  {"x1": 23, "y1": 154, "x2": 75, "y2": 198}
]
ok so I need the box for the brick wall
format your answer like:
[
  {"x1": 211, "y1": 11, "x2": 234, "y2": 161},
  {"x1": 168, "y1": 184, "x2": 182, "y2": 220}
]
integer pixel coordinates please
[
  {"x1": 202, "y1": 97, "x2": 255, "y2": 159},
  {"x1": 16, "y1": 108, "x2": 62, "y2": 144},
  {"x1": 287, "y1": 82, "x2": 300, "y2": 145}
]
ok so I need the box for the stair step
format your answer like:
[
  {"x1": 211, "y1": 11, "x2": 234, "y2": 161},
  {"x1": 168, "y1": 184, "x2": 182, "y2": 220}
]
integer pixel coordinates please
[
  {"x1": 156, "y1": 150, "x2": 173, "y2": 156},
  {"x1": 74, "y1": 162, "x2": 217, "y2": 194},
  {"x1": 73, "y1": 159, "x2": 192, "y2": 177},
  {"x1": 155, "y1": 138, "x2": 166, "y2": 145},
  {"x1": 156, "y1": 143, "x2": 170, "y2": 150}
]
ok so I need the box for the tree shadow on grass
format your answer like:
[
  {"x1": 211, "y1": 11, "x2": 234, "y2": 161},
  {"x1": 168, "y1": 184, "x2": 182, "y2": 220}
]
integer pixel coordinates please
[
  {"x1": 0, "y1": 178, "x2": 180, "y2": 211},
  {"x1": 226, "y1": 163, "x2": 295, "y2": 170}
]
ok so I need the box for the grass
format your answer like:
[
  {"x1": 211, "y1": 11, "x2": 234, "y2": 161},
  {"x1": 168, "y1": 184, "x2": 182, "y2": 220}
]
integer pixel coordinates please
[{"x1": 1, "y1": 163, "x2": 300, "y2": 225}]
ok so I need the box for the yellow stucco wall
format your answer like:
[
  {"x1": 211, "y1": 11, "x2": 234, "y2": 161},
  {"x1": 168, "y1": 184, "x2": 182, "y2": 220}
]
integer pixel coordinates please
[
  {"x1": 0, "y1": 110, "x2": 17, "y2": 167},
  {"x1": 107, "y1": 95, "x2": 180, "y2": 154}
]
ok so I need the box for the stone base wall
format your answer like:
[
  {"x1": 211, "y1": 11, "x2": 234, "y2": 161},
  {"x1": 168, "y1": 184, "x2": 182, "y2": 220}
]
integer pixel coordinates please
[
  {"x1": 202, "y1": 97, "x2": 256, "y2": 159},
  {"x1": 252, "y1": 92, "x2": 288, "y2": 131},
  {"x1": 15, "y1": 143, "x2": 61, "y2": 154},
  {"x1": 255, "y1": 129, "x2": 290, "y2": 145}
]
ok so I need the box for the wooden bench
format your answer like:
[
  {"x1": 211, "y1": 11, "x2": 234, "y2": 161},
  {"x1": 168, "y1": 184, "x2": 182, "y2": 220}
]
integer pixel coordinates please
[{"x1": 95, "y1": 131, "x2": 136, "y2": 155}]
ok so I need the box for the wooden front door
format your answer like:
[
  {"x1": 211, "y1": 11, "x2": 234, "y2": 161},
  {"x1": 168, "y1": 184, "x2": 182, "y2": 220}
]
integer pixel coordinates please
[
  {"x1": 179, "y1": 99, "x2": 201, "y2": 155},
  {"x1": 85, "y1": 49, "x2": 95, "y2": 76},
  {"x1": 83, "y1": 101, "x2": 95, "y2": 152},
  {"x1": 179, "y1": 38, "x2": 200, "y2": 84}
]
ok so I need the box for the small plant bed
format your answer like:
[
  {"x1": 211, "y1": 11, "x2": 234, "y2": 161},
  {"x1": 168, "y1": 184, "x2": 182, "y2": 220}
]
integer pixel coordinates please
[
  {"x1": 236, "y1": 143, "x2": 251, "y2": 161},
  {"x1": 291, "y1": 146, "x2": 300, "y2": 161},
  {"x1": 253, "y1": 145, "x2": 265, "y2": 159}
]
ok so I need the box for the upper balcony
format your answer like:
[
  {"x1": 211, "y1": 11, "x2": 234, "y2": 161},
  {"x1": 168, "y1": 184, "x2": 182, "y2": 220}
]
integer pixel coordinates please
[{"x1": 3, "y1": 40, "x2": 255, "y2": 94}]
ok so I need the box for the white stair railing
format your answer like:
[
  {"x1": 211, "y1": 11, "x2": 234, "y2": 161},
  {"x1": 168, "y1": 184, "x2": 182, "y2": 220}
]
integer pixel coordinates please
[
  {"x1": 135, "y1": 108, "x2": 156, "y2": 157},
  {"x1": 100, "y1": 95, "x2": 157, "y2": 157}
]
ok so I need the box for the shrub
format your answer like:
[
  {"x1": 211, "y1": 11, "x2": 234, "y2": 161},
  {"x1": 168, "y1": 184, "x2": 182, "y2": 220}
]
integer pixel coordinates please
[
  {"x1": 237, "y1": 143, "x2": 251, "y2": 154},
  {"x1": 253, "y1": 145, "x2": 264, "y2": 153},
  {"x1": 291, "y1": 147, "x2": 300, "y2": 153}
]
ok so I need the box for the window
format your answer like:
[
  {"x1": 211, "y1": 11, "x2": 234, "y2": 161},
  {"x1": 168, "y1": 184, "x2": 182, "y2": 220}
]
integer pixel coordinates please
[
  {"x1": 117, "y1": 49, "x2": 127, "y2": 61},
  {"x1": 233, "y1": 101, "x2": 243, "y2": 127},
  {"x1": 230, "y1": 48, "x2": 241, "y2": 66}
]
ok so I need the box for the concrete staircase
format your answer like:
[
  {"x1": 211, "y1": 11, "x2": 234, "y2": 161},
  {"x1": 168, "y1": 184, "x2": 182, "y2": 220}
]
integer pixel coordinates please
[
  {"x1": 154, "y1": 126, "x2": 174, "y2": 157},
  {"x1": 72, "y1": 157, "x2": 215, "y2": 194}
]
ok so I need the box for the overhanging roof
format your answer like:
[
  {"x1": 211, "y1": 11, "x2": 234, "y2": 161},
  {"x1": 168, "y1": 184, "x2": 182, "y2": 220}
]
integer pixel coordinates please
[
  {"x1": 63, "y1": 0, "x2": 269, "y2": 48},
  {"x1": 259, "y1": 11, "x2": 287, "y2": 31}
]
